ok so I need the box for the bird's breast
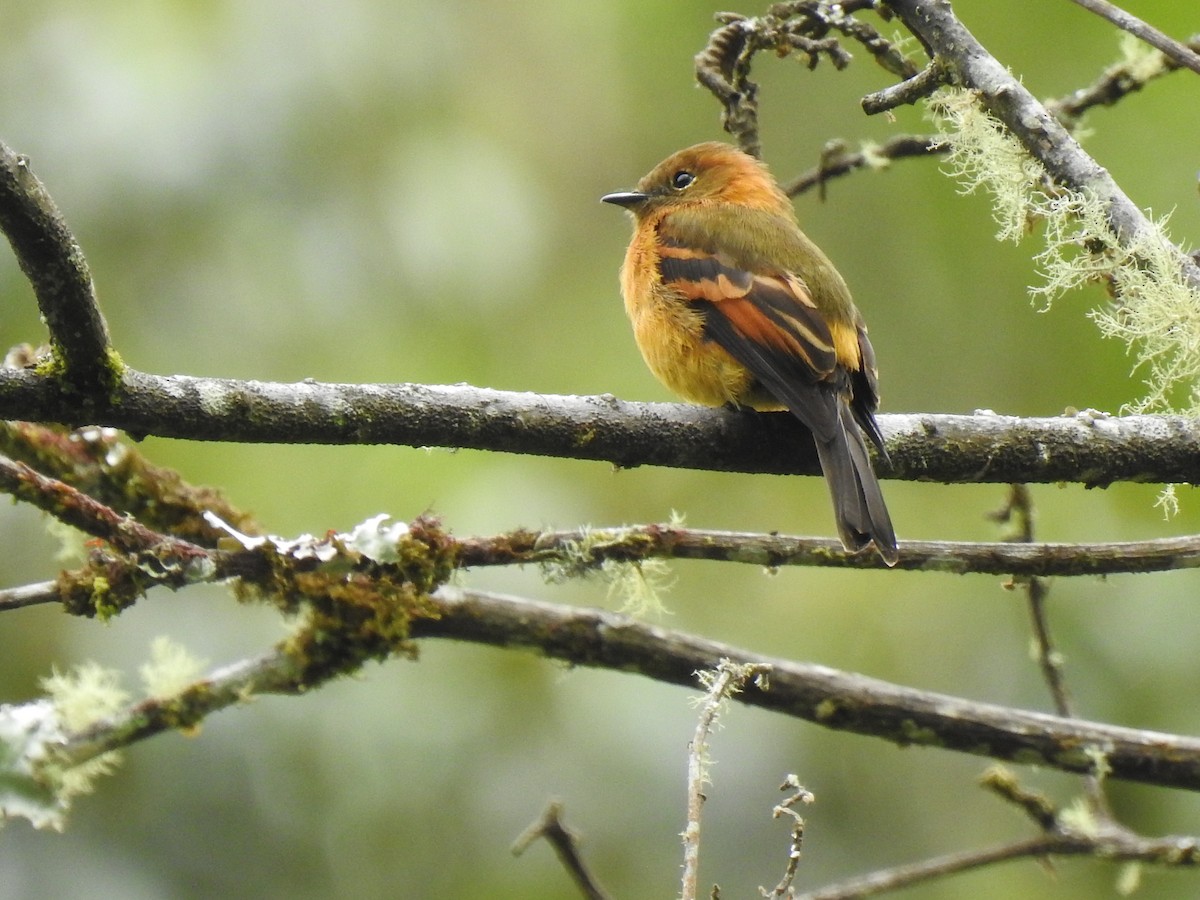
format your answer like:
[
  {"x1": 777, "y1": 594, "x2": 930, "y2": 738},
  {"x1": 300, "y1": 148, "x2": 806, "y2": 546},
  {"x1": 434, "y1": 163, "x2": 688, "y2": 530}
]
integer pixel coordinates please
[{"x1": 620, "y1": 244, "x2": 769, "y2": 409}]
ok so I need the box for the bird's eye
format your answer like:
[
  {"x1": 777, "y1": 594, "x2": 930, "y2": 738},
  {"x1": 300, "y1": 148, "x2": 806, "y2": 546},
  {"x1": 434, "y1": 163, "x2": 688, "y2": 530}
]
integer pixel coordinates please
[{"x1": 671, "y1": 170, "x2": 695, "y2": 190}]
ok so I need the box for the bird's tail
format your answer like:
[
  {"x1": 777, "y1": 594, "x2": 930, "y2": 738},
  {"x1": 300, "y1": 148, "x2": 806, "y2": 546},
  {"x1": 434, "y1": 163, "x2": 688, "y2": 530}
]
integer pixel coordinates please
[{"x1": 814, "y1": 401, "x2": 897, "y2": 566}]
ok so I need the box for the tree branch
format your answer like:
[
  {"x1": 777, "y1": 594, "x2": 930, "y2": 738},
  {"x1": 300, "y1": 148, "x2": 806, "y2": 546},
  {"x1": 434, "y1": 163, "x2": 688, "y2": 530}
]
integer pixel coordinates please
[
  {"x1": 0, "y1": 141, "x2": 115, "y2": 393},
  {"x1": 795, "y1": 826, "x2": 1200, "y2": 900},
  {"x1": 3, "y1": 367, "x2": 1199, "y2": 485},
  {"x1": 0, "y1": 421, "x2": 259, "y2": 545},
  {"x1": 782, "y1": 134, "x2": 941, "y2": 198},
  {"x1": 36, "y1": 582, "x2": 1200, "y2": 795},
  {"x1": 458, "y1": 524, "x2": 1200, "y2": 577},
  {"x1": 11, "y1": 516, "x2": 1200, "y2": 619},
  {"x1": 415, "y1": 588, "x2": 1200, "y2": 793},
  {"x1": 882, "y1": 0, "x2": 1200, "y2": 290},
  {"x1": 1067, "y1": 0, "x2": 1200, "y2": 76}
]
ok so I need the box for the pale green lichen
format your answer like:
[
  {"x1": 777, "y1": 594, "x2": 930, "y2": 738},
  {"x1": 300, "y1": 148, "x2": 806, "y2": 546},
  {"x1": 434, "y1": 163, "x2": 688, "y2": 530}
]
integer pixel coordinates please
[
  {"x1": 38, "y1": 663, "x2": 129, "y2": 806},
  {"x1": 928, "y1": 84, "x2": 1200, "y2": 416},
  {"x1": 1058, "y1": 795, "x2": 1099, "y2": 836},
  {"x1": 538, "y1": 522, "x2": 676, "y2": 617},
  {"x1": 46, "y1": 518, "x2": 88, "y2": 566},
  {"x1": 929, "y1": 73, "x2": 1200, "y2": 513},
  {"x1": 928, "y1": 87, "x2": 1049, "y2": 244},
  {"x1": 859, "y1": 141, "x2": 892, "y2": 172},
  {"x1": 0, "y1": 700, "x2": 68, "y2": 830},
  {"x1": 1116, "y1": 32, "x2": 1168, "y2": 83},
  {"x1": 601, "y1": 558, "x2": 674, "y2": 618},
  {"x1": 41, "y1": 662, "x2": 129, "y2": 733},
  {"x1": 1115, "y1": 861, "x2": 1143, "y2": 896},
  {"x1": 139, "y1": 636, "x2": 208, "y2": 701},
  {"x1": 1155, "y1": 484, "x2": 1180, "y2": 519}
]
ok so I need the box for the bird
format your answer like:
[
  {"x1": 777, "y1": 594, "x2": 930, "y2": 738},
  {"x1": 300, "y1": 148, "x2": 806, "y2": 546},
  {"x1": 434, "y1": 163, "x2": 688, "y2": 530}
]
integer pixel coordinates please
[{"x1": 602, "y1": 141, "x2": 897, "y2": 565}]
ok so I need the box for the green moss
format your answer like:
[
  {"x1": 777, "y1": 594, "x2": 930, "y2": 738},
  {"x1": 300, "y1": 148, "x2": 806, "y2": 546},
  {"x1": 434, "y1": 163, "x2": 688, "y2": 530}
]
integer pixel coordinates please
[
  {"x1": 56, "y1": 561, "x2": 149, "y2": 620},
  {"x1": 244, "y1": 516, "x2": 458, "y2": 685},
  {"x1": 101, "y1": 347, "x2": 126, "y2": 397},
  {"x1": 898, "y1": 719, "x2": 941, "y2": 746},
  {"x1": 32, "y1": 350, "x2": 65, "y2": 379},
  {"x1": 814, "y1": 698, "x2": 840, "y2": 721}
]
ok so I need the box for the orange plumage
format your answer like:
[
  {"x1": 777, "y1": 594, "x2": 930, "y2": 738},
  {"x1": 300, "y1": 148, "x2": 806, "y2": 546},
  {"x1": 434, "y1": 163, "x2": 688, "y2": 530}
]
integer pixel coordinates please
[{"x1": 603, "y1": 142, "x2": 897, "y2": 565}]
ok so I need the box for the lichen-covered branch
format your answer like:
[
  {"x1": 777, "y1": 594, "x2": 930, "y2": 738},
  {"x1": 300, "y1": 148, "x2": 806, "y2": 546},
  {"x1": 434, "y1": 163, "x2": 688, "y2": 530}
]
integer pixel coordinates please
[
  {"x1": 0, "y1": 421, "x2": 259, "y2": 545},
  {"x1": 882, "y1": 0, "x2": 1200, "y2": 293},
  {"x1": 11, "y1": 515, "x2": 1200, "y2": 619},
  {"x1": 0, "y1": 453, "x2": 205, "y2": 559}
]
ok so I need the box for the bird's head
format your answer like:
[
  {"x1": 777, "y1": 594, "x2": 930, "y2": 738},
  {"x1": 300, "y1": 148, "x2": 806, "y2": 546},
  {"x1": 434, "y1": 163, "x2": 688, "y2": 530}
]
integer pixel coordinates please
[{"x1": 601, "y1": 142, "x2": 790, "y2": 216}]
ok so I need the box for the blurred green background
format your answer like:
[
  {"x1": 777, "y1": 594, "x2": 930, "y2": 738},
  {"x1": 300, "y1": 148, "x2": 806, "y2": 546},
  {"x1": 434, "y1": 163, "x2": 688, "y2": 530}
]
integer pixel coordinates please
[{"x1": 2, "y1": 2, "x2": 1200, "y2": 898}]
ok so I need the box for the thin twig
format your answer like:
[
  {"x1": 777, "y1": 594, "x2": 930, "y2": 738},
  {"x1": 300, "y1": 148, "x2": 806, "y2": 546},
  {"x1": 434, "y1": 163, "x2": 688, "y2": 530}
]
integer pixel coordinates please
[
  {"x1": 457, "y1": 524, "x2": 1200, "y2": 578},
  {"x1": 1067, "y1": 0, "x2": 1200, "y2": 76},
  {"x1": 991, "y1": 487, "x2": 1073, "y2": 715},
  {"x1": 980, "y1": 767, "x2": 1059, "y2": 831},
  {"x1": 797, "y1": 765, "x2": 1197, "y2": 897},
  {"x1": 682, "y1": 660, "x2": 770, "y2": 900},
  {"x1": 0, "y1": 580, "x2": 58, "y2": 611},
  {"x1": 762, "y1": 775, "x2": 815, "y2": 899},
  {"x1": 512, "y1": 801, "x2": 613, "y2": 900},
  {"x1": 1049, "y1": 35, "x2": 1200, "y2": 125},
  {"x1": 860, "y1": 59, "x2": 947, "y2": 114},
  {"x1": 796, "y1": 836, "x2": 1066, "y2": 899},
  {"x1": 997, "y1": 485, "x2": 1116, "y2": 822},
  {"x1": 783, "y1": 134, "x2": 941, "y2": 197}
]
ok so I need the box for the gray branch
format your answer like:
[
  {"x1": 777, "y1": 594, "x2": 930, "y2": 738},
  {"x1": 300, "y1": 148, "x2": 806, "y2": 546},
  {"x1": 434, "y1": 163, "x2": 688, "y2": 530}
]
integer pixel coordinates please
[
  {"x1": 0, "y1": 141, "x2": 114, "y2": 392},
  {"x1": 416, "y1": 588, "x2": 1200, "y2": 793},
  {"x1": 51, "y1": 585, "x2": 1200, "y2": 794},
  {"x1": 2, "y1": 366, "x2": 1198, "y2": 484}
]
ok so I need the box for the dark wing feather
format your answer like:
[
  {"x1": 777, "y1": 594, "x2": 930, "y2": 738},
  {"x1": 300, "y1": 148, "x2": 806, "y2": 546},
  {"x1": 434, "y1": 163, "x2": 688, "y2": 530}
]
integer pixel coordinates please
[
  {"x1": 657, "y1": 236, "x2": 842, "y2": 441},
  {"x1": 655, "y1": 225, "x2": 897, "y2": 564}
]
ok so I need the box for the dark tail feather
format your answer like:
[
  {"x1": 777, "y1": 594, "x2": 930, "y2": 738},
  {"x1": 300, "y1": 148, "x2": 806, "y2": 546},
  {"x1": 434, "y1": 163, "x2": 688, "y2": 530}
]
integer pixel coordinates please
[{"x1": 813, "y1": 401, "x2": 897, "y2": 566}]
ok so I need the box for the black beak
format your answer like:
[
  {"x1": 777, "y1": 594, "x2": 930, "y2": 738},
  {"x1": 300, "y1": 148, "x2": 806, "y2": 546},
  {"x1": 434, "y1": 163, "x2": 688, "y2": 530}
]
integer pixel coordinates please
[{"x1": 601, "y1": 190, "x2": 648, "y2": 209}]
